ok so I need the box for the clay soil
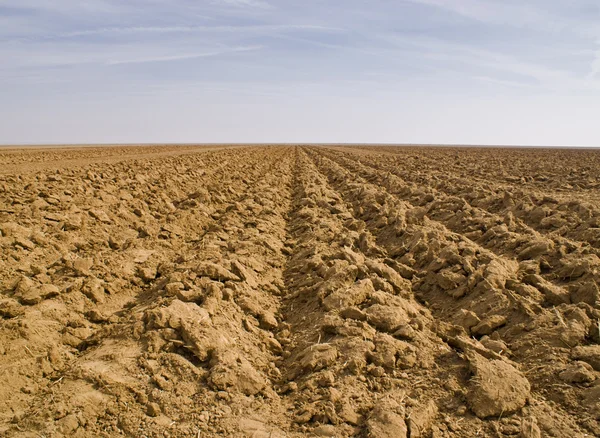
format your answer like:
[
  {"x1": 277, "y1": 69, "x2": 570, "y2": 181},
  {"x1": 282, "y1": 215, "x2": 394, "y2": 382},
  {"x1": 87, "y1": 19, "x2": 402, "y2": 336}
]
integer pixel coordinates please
[{"x1": 0, "y1": 145, "x2": 599, "y2": 437}]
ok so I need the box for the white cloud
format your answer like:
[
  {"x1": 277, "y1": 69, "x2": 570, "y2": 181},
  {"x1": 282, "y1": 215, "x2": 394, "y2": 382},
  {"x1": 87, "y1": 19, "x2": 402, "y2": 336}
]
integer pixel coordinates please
[
  {"x1": 216, "y1": 0, "x2": 271, "y2": 8},
  {"x1": 473, "y1": 75, "x2": 530, "y2": 88},
  {"x1": 377, "y1": 33, "x2": 600, "y2": 92},
  {"x1": 588, "y1": 41, "x2": 600, "y2": 78},
  {"x1": 62, "y1": 24, "x2": 341, "y2": 37},
  {"x1": 405, "y1": 0, "x2": 600, "y2": 38},
  {"x1": 3, "y1": 24, "x2": 343, "y2": 43},
  {"x1": 106, "y1": 45, "x2": 262, "y2": 65},
  {"x1": 0, "y1": 0, "x2": 120, "y2": 15}
]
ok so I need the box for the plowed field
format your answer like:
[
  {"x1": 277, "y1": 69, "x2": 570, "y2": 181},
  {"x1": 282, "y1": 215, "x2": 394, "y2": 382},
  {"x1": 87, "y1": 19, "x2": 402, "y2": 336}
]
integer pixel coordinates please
[{"x1": 1, "y1": 145, "x2": 599, "y2": 437}]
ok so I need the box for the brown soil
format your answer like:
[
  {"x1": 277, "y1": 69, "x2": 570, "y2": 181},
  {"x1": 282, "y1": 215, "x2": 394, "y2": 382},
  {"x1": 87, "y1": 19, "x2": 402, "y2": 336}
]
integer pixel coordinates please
[{"x1": 0, "y1": 145, "x2": 599, "y2": 437}]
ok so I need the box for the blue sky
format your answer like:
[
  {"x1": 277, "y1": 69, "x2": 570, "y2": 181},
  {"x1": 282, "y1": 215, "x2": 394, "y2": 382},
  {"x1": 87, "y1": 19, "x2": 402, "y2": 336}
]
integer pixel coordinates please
[{"x1": 1, "y1": 0, "x2": 600, "y2": 145}]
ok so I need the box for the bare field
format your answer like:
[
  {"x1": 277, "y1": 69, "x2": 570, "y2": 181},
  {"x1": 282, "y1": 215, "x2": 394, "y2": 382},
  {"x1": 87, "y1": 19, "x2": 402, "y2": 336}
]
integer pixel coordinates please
[{"x1": 0, "y1": 145, "x2": 599, "y2": 437}]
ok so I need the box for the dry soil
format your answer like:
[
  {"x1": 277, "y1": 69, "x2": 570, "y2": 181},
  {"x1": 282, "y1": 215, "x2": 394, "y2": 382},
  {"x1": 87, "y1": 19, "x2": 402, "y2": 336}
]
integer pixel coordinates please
[{"x1": 1, "y1": 145, "x2": 599, "y2": 437}]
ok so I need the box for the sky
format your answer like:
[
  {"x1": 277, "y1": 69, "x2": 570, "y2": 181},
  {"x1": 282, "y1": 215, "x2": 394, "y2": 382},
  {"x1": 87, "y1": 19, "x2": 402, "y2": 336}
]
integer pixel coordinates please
[{"x1": 1, "y1": 0, "x2": 600, "y2": 146}]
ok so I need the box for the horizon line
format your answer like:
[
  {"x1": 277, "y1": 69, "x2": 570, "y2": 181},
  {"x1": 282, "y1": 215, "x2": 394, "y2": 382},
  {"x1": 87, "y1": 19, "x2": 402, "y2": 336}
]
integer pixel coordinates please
[{"x1": 1, "y1": 142, "x2": 600, "y2": 150}]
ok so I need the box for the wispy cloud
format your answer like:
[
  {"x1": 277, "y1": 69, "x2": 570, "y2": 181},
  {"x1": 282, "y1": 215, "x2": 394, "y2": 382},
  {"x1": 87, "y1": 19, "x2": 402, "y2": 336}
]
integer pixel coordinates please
[
  {"x1": 405, "y1": 0, "x2": 600, "y2": 38},
  {"x1": 215, "y1": 0, "x2": 271, "y2": 9},
  {"x1": 473, "y1": 75, "x2": 530, "y2": 88},
  {"x1": 64, "y1": 23, "x2": 342, "y2": 37},
  {"x1": 0, "y1": 0, "x2": 122, "y2": 16},
  {"x1": 4, "y1": 24, "x2": 343, "y2": 43},
  {"x1": 588, "y1": 41, "x2": 600, "y2": 79},
  {"x1": 375, "y1": 33, "x2": 599, "y2": 92},
  {"x1": 106, "y1": 45, "x2": 262, "y2": 65}
]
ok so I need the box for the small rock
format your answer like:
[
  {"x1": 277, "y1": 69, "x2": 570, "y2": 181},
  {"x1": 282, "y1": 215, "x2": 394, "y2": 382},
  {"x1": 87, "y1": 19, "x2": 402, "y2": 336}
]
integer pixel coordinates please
[
  {"x1": 518, "y1": 260, "x2": 540, "y2": 275},
  {"x1": 108, "y1": 235, "x2": 124, "y2": 250},
  {"x1": 385, "y1": 259, "x2": 416, "y2": 280},
  {"x1": 285, "y1": 382, "x2": 298, "y2": 392},
  {"x1": 322, "y1": 278, "x2": 373, "y2": 311},
  {"x1": 480, "y1": 336, "x2": 511, "y2": 356},
  {"x1": 312, "y1": 424, "x2": 338, "y2": 437},
  {"x1": 194, "y1": 262, "x2": 240, "y2": 282},
  {"x1": 0, "y1": 298, "x2": 24, "y2": 318},
  {"x1": 85, "y1": 309, "x2": 108, "y2": 323},
  {"x1": 217, "y1": 391, "x2": 230, "y2": 400},
  {"x1": 14, "y1": 237, "x2": 35, "y2": 250},
  {"x1": 39, "y1": 284, "x2": 60, "y2": 299},
  {"x1": 340, "y1": 307, "x2": 367, "y2": 321},
  {"x1": 238, "y1": 417, "x2": 286, "y2": 437},
  {"x1": 82, "y1": 278, "x2": 106, "y2": 303},
  {"x1": 72, "y1": 258, "x2": 93, "y2": 276},
  {"x1": 30, "y1": 264, "x2": 46, "y2": 275},
  {"x1": 146, "y1": 299, "x2": 210, "y2": 331},
  {"x1": 237, "y1": 295, "x2": 262, "y2": 317},
  {"x1": 517, "y1": 241, "x2": 552, "y2": 261},
  {"x1": 337, "y1": 246, "x2": 365, "y2": 266},
  {"x1": 407, "y1": 399, "x2": 438, "y2": 437},
  {"x1": 175, "y1": 287, "x2": 204, "y2": 302},
  {"x1": 559, "y1": 361, "x2": 596, "y2": 383},
  {"x1": 89, "y1": 209, "x2": 112, "y2": 223},
  {"x1": 230, "y1": 260, "x2": 259, "y2": 288},
  {"x1": 522, "y1": 274, "x2": 570, "y2": 305},
  {"x1": 48, "y1": 345, "x2": 63, "y2": 366},
  {"x1": 436, "y1": 269, "x2": 467, "y2": 292},
  {"x1": 365, "y1": 260, "x2": 412, "y2": 294},
  {"x1": 21, "y1": 385, "x2": 36, "y2": 394},
  {"x1": 571, "y1": 281, "x2": 599, "y2": 306},
  {"x1": 58, "y1": 414, "x2": 80, "y2": 434},
  {"x1": 132, "y1": 249, "x2": 155, "y2": 263},
  {"x1": 366, "y1": 402, "x2": 407, "y2": 438},
  {"x1": 369, "y1": 333, "x2": 403, "y2": 369},
  {"x1": 259, "y1": 311, "x2": 278, "y2": 330},
  {"x1": 572, "y1": 345, "x2": 600, "y2": 371},
  {"x1": 296, "y1": 344, "x2": 338, "y2": 375},
  {"x1": 164, "y1": 282, "x2": 184, "y2": 295},
  {"x1": 365, "y1": 304, "x2": 410, "y2": 333},
  {"x1": 63, "y1": 215, "x2": 82, "y2": 231},
  {"x1": 209, "y1": 350, "x2": 266, "y2": 396},
  {"x1": 14, "y1": 276, "x2": 34, "y2": 295},
  {"x1": 17, "y1": 287, "x2": 42, "y2": 305},
  {"x1": 471, "y1": 314, "x2": 507, "y2": 336},
  {"x1": 371, "y1": 277, "x2": 395, "y2": 294},
  {"x1": 0, "y1": 222, "x2": 30, "y2": 238},
  {"x1": 369, "y1": 365, "x2": 385, "y2": 377},
  {"x1": 466, "y1": 352, "x2": 530, "y2": 418},
  {"x1": 317, "y1": 264, "x2": 358, "y2": 299},
  {"x1": 338, "y1": 402, "x2": 360, "y2": 425},
  {"x1": 147, "y1": 402, "x2": 161, "y2": 417},
  {"x1": 520, "y1": 416, "x2": 542, "y2": 438},
  {"x1": 455, "y1": 309, "x2": 480, "y2": 333},
  {"x1": 393, "y1": 324, "x2": 417, "y2": 341},
  {"x1": 137, "y1": 266, "x2": 157, "y2": 283}
]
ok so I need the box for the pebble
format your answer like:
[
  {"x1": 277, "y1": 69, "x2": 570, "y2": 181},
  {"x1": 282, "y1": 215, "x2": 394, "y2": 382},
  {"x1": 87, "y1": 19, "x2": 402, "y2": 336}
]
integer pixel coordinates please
[{"x1": 147, "y1": 402, "x2": 161, "y2": 417}]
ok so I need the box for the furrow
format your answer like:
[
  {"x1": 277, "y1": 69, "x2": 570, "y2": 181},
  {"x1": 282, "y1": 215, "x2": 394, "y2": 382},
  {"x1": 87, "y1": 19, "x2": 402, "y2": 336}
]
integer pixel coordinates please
[
  {"x1": 305, "y1": 146, "x2": 598, "y2": 437},
  {"x1": 339, "y1": 146, "x2": 600, "y2": 249},
  {"x1": 2, "y1": 147, "x2": 296, "y2": 437},
  {"x1": 0, "y1": 148, "x2": 264, "y2": 425},
  {"x1": 272, "y1": 148, "x2": 453, "y2": 437},
  {"x1": 319, "y1": 147, "x2": 600, "y2": 310}
]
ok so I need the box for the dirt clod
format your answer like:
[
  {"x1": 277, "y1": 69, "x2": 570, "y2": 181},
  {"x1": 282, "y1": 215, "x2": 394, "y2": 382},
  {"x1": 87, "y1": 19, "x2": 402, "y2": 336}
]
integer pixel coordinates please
[{"x1": 466, "y1": 352, "x2": 531, "y2": 418}]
